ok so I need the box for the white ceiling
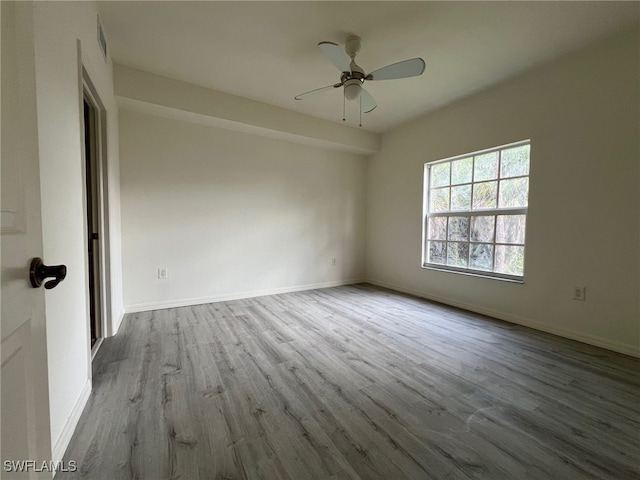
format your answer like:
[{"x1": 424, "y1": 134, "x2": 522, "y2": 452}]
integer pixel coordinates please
[{"x1": 98, "y1": 1, "x2": 639, "y2": 133}]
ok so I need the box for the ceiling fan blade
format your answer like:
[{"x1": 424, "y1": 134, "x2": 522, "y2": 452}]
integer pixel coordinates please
[
  {"x1": 318, "y1": 41, "x2": 351, "y2": 73},
  {"x1": 366, "y1": 58, "x2": 426, "y2": 81},
  {"x1": 294, "y1": 83, "x2": 341, "y2": 100},
  {"x1": 360, "y1": 88, "x2": 377, "y2": 113}
]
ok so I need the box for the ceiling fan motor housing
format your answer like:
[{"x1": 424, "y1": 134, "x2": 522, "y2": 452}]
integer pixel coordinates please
[{"x1": 341, "y1": 61, "x2": 365, "y2": 101}]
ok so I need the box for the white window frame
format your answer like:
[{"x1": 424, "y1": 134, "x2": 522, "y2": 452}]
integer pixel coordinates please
[{"x1": 422, "y1": 140, "x2": 531, "y2": 282}]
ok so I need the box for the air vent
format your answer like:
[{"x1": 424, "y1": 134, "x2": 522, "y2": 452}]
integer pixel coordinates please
[{"x1": 97, "y1": 15, "x2": 107, "y2": 59}]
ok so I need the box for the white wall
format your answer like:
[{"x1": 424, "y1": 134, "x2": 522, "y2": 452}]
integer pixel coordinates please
[
  {"x1": 366, "y1": 26, "x2": 640, "y2": 356},
  {"x1": 31, "y1": 0, "x2": 123, "y2": 461},
  {"x1": 120, "y1": 109, "x2": 367, "y2": 311},
  {"x1": 114, "y1": 64, "x2": 380, "y2": 156}
]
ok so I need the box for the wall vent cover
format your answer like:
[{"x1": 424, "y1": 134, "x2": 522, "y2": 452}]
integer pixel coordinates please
[{"x1": 97, "y1": 15, "x2": 107, "y2": 59}]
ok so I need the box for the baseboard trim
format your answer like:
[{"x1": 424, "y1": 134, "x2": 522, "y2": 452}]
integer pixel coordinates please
[
  {"x1": 367, "y1": 279, "x2": 640, "y2": 358},
  {"x1": 124, "y1": 278, "x2": 365, "y2": 314},
  {"x1": 112, "y1": 307, "x2": 125, "y2": 335},
  {"x1": 51, "y1": 378, "x2": 92, "y2": 468}
]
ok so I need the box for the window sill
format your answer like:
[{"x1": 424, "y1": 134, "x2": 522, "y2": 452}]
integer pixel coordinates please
[{"x1": 421, "y1": 264, "x2": 524, "y2": 283}]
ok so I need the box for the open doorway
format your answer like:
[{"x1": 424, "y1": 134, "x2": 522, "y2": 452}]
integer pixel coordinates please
[
  {"x1": 82, "y1": 74, "x2": 110, "y2": 356},
  {"x1": 83, "y1": 96, "x2": 102, "y2": 350}
]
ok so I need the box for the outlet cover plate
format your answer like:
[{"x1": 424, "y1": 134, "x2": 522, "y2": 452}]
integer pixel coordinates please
[{"x1": 572, "y1": 286, "x2": 585, "y2": 301}]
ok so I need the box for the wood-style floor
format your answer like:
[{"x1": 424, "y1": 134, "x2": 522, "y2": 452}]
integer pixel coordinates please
[{"x1": 59, "y1": 284, "x2": 640, "y2": 479}]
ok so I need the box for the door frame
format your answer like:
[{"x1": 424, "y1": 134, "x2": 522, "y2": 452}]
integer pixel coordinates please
[{"x1": 80, "y1": 63, "x2": 112, "y2": 359}]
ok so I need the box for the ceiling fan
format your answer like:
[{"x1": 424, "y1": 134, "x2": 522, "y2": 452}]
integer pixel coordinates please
[{"x1": 295, "y1": 35, "x2": 426, "y2": 124}]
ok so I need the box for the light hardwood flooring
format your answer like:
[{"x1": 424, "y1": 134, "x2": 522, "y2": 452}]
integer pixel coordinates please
[{"x1": 59, "y1": 284, "x2": 640, "y2": 479}]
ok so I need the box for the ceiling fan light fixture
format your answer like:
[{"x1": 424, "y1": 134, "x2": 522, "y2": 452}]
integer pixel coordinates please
[
  {"x1": 344, "y1": 80, "x2": 362, "y2": 101},
  {"x1": 294, "y1": 34, "x2": 426, "y2": 124}
]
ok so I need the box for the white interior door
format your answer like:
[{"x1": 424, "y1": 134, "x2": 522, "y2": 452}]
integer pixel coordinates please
[{"x1": 1, "y1": 2, "x2": 54, "y2": 478}]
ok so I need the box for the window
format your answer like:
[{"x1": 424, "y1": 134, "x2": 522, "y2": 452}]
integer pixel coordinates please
[{"x1": 422, "y1": 140, "x2": 530, "y2": 281}]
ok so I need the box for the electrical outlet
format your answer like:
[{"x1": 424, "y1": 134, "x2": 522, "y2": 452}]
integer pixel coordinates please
[
  {"x1": 158, "y1": 267, "x2": 168, "y2": 280},
  {"x1": 572, "y1": 286, "x2": 585, "y2": 301}
]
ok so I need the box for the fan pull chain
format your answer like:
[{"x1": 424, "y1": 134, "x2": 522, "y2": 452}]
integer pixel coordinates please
[
  {"x1": 359, "y1": 96, "x2": 362, "y2": 127},
  {"x1": 342, "y1": 94, "x2": 346, "y2": 122}
]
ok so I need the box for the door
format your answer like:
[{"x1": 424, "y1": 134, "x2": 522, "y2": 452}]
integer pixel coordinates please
[{"x1": 1, "y1": 2, "x2": 54, "y2": 478}]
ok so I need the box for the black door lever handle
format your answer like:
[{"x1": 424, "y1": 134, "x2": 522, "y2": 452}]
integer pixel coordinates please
[{"x1": 30, "y1": 257, "x2": 67, "y2": 289}]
